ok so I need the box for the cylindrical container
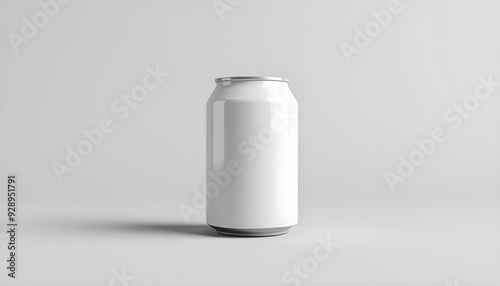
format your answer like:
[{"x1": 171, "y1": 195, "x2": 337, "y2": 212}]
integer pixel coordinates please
[{"x1": 206, "y1": 76, "x2": 298, "y2": 237}]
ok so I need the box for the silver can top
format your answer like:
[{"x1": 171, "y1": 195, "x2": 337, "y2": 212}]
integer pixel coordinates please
[{"x1": 215, "y1": 76, "x2": 289, "y2": 83}]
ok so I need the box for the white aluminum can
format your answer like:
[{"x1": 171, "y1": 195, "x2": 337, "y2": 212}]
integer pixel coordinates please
[{"x1": 206, "y1": 76, "x2": 298, "y2": 237}]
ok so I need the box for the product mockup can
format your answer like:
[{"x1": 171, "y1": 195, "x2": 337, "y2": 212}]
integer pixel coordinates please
[{"x1": 206, "y1": 76, "x2": 298, "y2": 237}]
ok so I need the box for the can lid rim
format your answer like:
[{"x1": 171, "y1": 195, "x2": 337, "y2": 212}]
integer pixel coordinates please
[{"x1": 215, "y1": 76, "x2": 289, "y2": 83}]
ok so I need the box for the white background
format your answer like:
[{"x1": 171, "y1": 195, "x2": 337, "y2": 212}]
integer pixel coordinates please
[{"x1": 1, "y1": 0, "x2": 500, "y2": 285}]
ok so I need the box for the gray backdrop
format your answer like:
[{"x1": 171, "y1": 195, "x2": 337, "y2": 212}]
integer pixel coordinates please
[{"x1": 0, "y1": 0, "x2": 499, "y2": 285}]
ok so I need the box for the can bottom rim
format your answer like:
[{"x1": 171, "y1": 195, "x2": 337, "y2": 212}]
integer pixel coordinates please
[{"x1": 208, "y1": 224, "x2": 294, "y2": 237}]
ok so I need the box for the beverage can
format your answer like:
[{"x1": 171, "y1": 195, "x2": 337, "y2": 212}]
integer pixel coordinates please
[{"x1": 206, "y1": 76, "x2": 298, "y2": 237}]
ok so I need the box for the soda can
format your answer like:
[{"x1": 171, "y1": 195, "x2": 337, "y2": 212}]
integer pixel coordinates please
[{"x1": 206, "y1": 76, "x2": 298, "y2": 237}]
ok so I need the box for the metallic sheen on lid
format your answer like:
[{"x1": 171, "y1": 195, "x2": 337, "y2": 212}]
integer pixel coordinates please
[{"x1": 215, "y1": 76, "x2": 289, "y2": 83}]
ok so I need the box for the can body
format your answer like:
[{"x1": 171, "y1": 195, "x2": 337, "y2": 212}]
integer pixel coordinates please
[{"x1": 206, "y1": 76, "x2": 298, "y2": 237}]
